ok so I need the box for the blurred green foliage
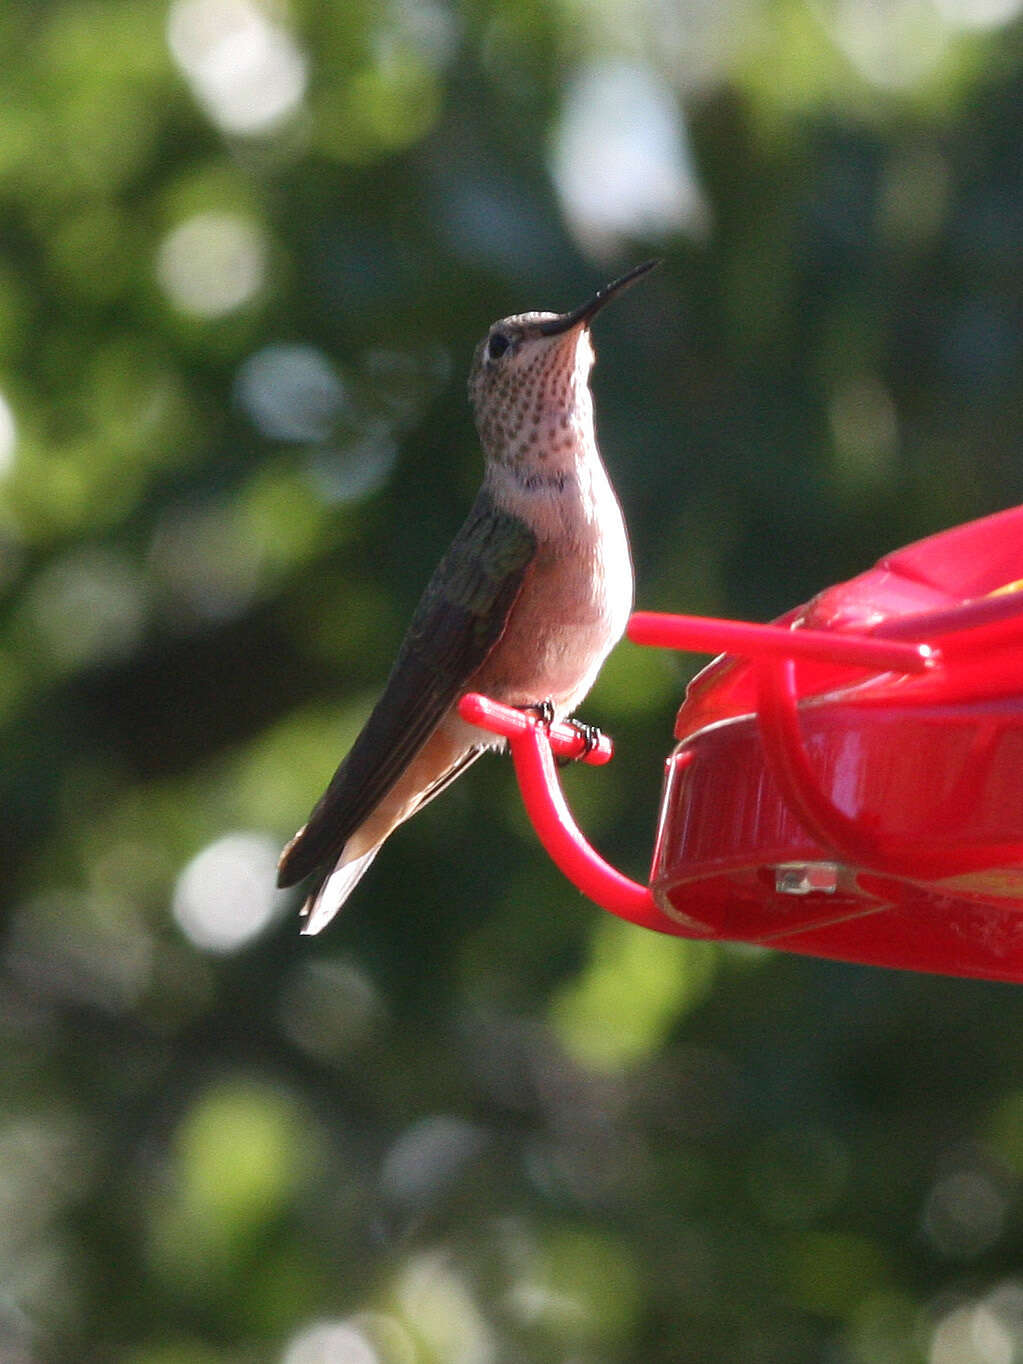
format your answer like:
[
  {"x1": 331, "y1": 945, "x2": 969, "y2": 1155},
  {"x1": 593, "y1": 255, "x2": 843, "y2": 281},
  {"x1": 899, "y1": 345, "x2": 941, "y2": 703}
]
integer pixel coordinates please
[{"x1": 1, "y1": 0, "x2": 1022, "y2": 1360}]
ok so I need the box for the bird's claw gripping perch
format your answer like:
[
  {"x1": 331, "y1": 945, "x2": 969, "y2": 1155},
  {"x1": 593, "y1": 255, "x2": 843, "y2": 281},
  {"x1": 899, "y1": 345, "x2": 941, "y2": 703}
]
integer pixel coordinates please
[
  {"x1": 519, "y1": 700, "x2": 608, "y2": 765},
  {"x1": 461, "y1": 693, "x2": 614, "y2": 766},
  {"x1": 567, "y1": 719, "x2": 604, "y2": 758},
  {"x1": 556, "y1": 718, "x2": 606, "y2": 766},
  {"x1": 527, "y1": 698, "x2": 557, "y2": 728},
  {"x1": 519, "y1": 701, "x2": 605, "y2": 763}
]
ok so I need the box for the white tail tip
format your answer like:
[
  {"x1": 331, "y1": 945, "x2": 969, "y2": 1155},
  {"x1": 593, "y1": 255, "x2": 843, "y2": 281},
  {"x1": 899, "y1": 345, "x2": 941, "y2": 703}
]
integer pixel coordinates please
[{"x1": 299, "y1": 846, "x2": 380, "y2": 936}]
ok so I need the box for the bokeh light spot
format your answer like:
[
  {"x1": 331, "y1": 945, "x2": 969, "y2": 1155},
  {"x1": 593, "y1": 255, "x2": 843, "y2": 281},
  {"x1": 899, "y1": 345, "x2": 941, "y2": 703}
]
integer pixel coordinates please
[
  {"x1": 822, "y1": 0, "x2": 949, "y2": 89},
  {"x1": 278, "y1": 958, "x2": 383, "y2": 1060},
  {"x1": 511, "y1": 1226, "x2": 642, "y2": 1346},
  {"x1": 157, "y1": 213, "x2": 266, "y2": 319},
  {"x1": 283, "y1": 1315, "x2": 417, "y2": 1364},
  {"x1": 391, "y1": 1252, "x2": 495, "y2": 1364},
  {"x1": 7, "y1": 892, "x2": 154, "y2": 1014},
  {"x1": 236, "y1": 344, "x2": 345, "y2": 443},
  {"x1": 167, "y1": 0, "x2": 307, "y2": 135},
  {"x1": 0, "y1": 388, "x2": 16, "y2": 475},
  {"x1": 24, "y1": 547, "x2": 148, "y2": 674},
  {"x1": 551, "y1": 61, "x2": 709, "y2": 256},
  {"x1": 315, "y1": 47, "x2": 441, "y2": 162},
  {"x1": 936, "y1": 0, "x2": 1023, "y2": 26},
  {"x1": 380, "y1": 1116, "x2": 487, "y2": 1212},
  {"x1": 149, "y1": 500, "x2": 262, "y2": 621},
  {"x1": 923, "y1": 1168, "x2": 1007, "y2": 1258},
  {"x1": 173, "y1": 832, "x2": 285, "y2": 952},
  {"x1": 928, "y1": 1289, "x2": 1023, "y2": 1364},
  {"x1": 551, "y1": 917, "x2": 716, "y2": 1070},
  {"x1": 152, "y1": 1076, "x2": 314, "y2": 1282},
  {"x1": 282, "y1": 1321, "x2": 379, "y2": 1364}
]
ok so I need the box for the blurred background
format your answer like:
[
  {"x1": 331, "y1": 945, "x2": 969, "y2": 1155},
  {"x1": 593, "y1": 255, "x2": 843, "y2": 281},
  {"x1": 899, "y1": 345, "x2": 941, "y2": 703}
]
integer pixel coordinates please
[{"x1": 1, "y1": 0, "x2": 1022, "y2": 1359}]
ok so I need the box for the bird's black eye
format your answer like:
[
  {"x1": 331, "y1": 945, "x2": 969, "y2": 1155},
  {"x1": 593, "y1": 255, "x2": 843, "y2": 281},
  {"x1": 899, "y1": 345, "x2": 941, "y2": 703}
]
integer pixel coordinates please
[{"x1": 487, "y1": 331, "x2": 511, "y2": 360}]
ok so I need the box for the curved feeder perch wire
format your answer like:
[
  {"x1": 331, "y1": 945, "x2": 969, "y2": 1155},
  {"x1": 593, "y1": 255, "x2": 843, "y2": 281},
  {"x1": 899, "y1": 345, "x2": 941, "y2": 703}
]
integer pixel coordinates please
[
  {"x1": 458, "y1": 692, "x2": 668, "y2": 932},
  {"x1": 460, "y1": 503, "x2": 1023, "y2": 983}
]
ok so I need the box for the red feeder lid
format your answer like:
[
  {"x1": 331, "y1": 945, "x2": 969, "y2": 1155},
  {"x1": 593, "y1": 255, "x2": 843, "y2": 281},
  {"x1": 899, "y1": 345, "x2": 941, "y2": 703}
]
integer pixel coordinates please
[{"x1": 649, "y1": 503, "x2": 1023, "y2": 982}]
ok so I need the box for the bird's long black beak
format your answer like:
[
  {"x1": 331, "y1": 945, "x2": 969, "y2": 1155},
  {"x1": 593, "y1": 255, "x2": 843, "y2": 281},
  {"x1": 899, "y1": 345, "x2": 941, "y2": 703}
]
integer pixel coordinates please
[{"x1": 535, "y1": 259, "x2": 661, "y2": 337}]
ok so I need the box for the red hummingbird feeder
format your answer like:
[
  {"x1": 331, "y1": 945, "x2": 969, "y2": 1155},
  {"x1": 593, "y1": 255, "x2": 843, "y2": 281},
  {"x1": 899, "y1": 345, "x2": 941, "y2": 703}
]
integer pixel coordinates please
[{"x1": 459, "y1": 503, "x2": 1023, "y2": 983}]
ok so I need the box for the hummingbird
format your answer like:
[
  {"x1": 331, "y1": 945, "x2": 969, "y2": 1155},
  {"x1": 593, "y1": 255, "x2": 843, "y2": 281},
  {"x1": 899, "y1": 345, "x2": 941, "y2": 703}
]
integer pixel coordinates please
[{"x1": 277, "y1": 260, "x2": 658, "y2": 934}]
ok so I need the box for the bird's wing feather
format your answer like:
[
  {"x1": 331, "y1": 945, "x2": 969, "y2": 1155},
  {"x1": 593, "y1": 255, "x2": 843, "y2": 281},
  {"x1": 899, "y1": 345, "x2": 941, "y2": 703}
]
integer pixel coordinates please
[{"x1": 277, "y1": 486, "x2": 536, "y2": 887}]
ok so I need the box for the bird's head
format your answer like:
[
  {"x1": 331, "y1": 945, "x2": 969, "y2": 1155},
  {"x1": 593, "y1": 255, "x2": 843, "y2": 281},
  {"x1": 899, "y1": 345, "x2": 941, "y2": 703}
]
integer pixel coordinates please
[{"x1": 468, "y1": 260, "x2": 658, "y2": 470}]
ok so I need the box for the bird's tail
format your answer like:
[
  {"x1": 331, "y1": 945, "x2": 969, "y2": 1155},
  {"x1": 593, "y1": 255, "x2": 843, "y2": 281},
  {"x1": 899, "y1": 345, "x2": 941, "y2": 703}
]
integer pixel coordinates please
[{"x1": 299, "y1": 843, "x2": 382, "y2": 936}]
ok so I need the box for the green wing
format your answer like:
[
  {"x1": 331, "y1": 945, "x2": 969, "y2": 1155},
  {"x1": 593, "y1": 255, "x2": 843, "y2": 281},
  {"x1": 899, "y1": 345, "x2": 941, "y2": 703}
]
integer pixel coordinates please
[{"x1": 278, "y1": 486, "x2": 536, "y2": 887}]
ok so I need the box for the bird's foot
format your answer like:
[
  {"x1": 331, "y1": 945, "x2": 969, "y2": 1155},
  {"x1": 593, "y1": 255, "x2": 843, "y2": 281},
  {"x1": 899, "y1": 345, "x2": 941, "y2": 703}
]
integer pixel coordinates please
[
  {"x1": 559, "y1": 717, "x2": 606, "y2": 764},
  {"x1": 523, "y1": 697, "x2": 556, "y2": 727},
  {"x1": 518, "y1": 701, "x2": 605, "y2": 764}
]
